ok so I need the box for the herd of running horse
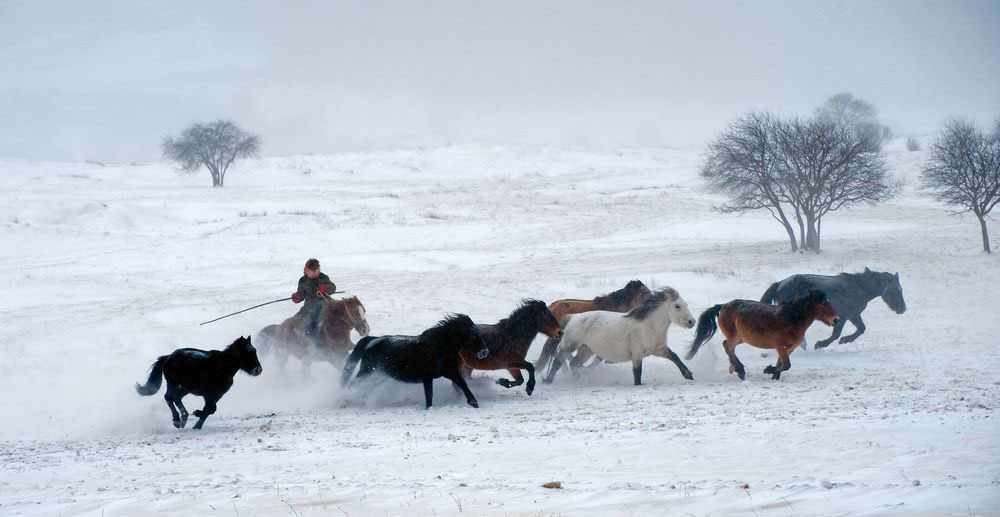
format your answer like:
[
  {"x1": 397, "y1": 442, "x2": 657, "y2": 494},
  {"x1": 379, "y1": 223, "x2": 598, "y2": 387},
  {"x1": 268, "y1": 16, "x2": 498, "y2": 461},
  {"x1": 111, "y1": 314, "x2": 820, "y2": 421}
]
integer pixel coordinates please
[{"x1": 136, "y1": 268, "x2": 906, "y2": 429}]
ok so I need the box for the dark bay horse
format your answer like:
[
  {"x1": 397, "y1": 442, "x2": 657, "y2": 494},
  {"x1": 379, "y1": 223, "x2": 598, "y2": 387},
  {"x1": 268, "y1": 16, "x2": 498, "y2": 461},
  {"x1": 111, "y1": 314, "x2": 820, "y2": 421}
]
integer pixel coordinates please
[
  {"x1": 257, "y1": 295, "x2": 369, "y2": 376},
  {"x1": 460, "y1": 299, "x2": 562, "y2": 396},
  {"x1": 340, "y1": 314, "x2": 489, "y2": 409},
  {"x1": 135, "y1": 336, "x2": 262, "y2": 429},
  {"x1": 687, "y1": 290, "x2": 839, "y2": 380},
  {"x1": 761, "y1": 268, "x2": 905, "y2": 349},
  {"x1": 535, "y1": 280, "x2": 651, "y2": 377}
]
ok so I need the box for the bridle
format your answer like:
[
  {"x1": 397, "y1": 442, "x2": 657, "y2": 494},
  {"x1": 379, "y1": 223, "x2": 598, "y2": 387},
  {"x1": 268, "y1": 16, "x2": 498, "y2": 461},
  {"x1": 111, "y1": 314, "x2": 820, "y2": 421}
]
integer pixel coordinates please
[{"x1": 321, "y1": 293, "x2": 367, "y2": 333}]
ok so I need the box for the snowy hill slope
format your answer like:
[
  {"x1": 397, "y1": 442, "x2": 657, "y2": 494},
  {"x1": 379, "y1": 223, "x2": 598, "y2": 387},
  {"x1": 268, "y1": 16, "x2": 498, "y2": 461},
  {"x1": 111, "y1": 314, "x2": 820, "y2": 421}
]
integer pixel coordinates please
[{"x1": 0, "y1": 144, "x2": 996, "y2": 515}]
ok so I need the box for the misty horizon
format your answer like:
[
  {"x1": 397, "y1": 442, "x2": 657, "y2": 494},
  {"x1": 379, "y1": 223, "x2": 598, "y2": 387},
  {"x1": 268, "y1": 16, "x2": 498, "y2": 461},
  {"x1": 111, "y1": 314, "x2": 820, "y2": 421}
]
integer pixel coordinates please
[{"x1": 2, "y1": 0, "x2": 998, "y2": 162}]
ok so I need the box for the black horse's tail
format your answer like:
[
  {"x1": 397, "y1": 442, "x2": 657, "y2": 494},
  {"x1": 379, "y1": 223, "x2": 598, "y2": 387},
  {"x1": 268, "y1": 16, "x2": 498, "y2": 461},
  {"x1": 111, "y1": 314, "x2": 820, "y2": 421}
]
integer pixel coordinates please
[
  {"x1": 135, "y1": 356, "x2": 167, "y2": 396},
  {"x1": 340, "y1": 336, "x2": 374, "y2": 386},
  {"x1": 687, "y1": 304, "x2": 723, "y2": 360},
  {"x1": 760, "y1": 282, "x2": 780, "y2": 304}
]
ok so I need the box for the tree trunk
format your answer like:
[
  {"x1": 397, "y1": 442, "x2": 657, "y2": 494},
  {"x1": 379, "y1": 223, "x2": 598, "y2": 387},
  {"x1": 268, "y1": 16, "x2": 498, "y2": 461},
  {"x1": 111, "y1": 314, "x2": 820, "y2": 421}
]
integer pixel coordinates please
[
  {"x1": 209, "y1": 166, "x2": 221, "y2": 187},
  {"x1": 979, "y1": 213, "x2": 992, "y2": 253},
  {"x1": 804, "y1": 212, "x2": 819, "y2": 253},
  {"x1": 816, "y1": 216, "x2": 822, "y2": 253},
  {"x1": 794, "y1": 210, "x2": 806, "y2": 250},
  {"x1": 773, "y1": 205, "x2": 798, "y2": 251}
]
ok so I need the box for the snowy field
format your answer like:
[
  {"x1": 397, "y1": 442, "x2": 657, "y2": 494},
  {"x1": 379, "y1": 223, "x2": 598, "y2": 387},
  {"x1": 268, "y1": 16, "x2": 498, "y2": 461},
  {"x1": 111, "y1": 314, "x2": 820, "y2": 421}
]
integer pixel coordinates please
[{"x1": 0, "y1": 142, "x2": 997, "y2": 515}]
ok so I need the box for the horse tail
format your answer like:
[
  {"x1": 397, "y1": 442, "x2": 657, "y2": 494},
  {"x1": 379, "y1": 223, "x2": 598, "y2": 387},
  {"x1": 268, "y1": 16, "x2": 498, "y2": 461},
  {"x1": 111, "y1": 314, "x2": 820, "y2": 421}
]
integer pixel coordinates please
[
  {"x1": 135, "y1": 356, "x2": 167, "y2": 396},
  {"x1": 760, "y1": 282, "x2": 779, "y2": 304},
  {"x1": 687, "y1": 304, "x2": 723, "y2": 360},
  {"x1": 340, "y1": 336, "x2": 374, "y2": 386}
]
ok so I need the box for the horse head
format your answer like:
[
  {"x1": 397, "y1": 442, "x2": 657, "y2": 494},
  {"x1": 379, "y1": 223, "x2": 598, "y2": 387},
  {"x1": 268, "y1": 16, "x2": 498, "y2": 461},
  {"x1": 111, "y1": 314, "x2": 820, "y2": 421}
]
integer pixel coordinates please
[
  {"x1": 323, "y1": 296, "x2": 370, "y2": 337},
  {"x1": 523, "y1": 299, "x2": 563, "y2": 338},
  {"x1": 880, "y1": 272, "x2": 906, "y2": 314},
  {"x1": 808, "y1": 290, "x2": 840, "y2": 327},
  {"x1": 232, "y1": 335, "x2": 263, "y2": 376},
  {"x1": 345, "y1": 296, "x2": 371, "y2": 336},
  {"x1": 666, "y1": 291, "x2": 697, "y2": 329}
]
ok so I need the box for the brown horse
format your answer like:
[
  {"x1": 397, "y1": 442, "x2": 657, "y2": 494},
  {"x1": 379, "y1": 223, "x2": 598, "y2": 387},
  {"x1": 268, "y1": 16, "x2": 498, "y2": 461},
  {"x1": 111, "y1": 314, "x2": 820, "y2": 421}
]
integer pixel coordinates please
[
  {"x1": 535, "y1": 280, "x2": 651, "y2": 377},
  {"x1": 460, "y1": 300, "x2": 563, "y2": 396},
  {"x1": 257, "y1": 294, "x2": 370, "y2": 377},
  {"x1": 686, "y1": 290, "x2": 839, "y2": 380}
]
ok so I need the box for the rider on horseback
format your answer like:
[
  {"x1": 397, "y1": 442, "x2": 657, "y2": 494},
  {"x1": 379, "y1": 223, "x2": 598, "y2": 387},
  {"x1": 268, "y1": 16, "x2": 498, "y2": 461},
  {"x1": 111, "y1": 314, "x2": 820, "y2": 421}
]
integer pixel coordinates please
[{"x1": 290, "y1": 258, "x2": 337, "y2": 344}]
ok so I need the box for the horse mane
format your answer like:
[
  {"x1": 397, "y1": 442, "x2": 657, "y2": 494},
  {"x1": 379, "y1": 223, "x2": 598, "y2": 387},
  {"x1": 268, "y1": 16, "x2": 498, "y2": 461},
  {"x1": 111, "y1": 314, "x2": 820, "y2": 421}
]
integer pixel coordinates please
[
  {"x1": 626, "y1": 287, "x2": 678, "y2": 320},
  {"x1": 594, "y1": 280, "x2": 646, "y2": 305},
  {"x1": 496, "y1": 299, "x2": 548, "y2": 333},
  {"x1": 419, "y1": 313, "x2": 475, "y2": 344},
  {"x1": 224, "y1": 336, "x2": 249, "y2": 349},
  {"x1": 780, "y1": 289, "x2": 827, "y2": 323}
]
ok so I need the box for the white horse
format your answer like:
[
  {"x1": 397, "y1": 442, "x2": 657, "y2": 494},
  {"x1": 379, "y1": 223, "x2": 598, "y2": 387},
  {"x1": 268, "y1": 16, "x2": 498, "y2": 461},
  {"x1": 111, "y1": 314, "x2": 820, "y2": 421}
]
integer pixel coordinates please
[{"x1": 543, "y1": 287, "x2": 697, "y2": 385}]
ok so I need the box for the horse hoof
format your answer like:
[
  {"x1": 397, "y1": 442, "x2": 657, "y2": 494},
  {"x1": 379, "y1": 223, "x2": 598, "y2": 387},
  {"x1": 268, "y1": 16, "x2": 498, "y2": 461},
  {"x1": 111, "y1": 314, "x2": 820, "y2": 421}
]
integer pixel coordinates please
[
  {"x1": 683, "y1": 373, "x2": 694, "y2": 381},
  {"x1": 173, "y1": 420, "x2": 183, "y2": 429},
  {"x1": 495, "y1": 379, "x2": 510, "y2": 388},
  {"x1": 468, "y1": 400, "x2": 479, "y2": 408},
  {"x1": 526, "y1": 385, "x2": 534, "y2": 396}
]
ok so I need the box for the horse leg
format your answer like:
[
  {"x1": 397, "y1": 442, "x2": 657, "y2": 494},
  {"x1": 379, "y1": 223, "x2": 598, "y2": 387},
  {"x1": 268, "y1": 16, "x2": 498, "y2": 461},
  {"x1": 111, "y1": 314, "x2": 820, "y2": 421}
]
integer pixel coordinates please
[
  {"x1": 275, "y1": 346, "x2": 290, "y2": 374},
  {"x1": 300, "y1": 356, "x2": 313, "y2": 381},
  {"x1": 544, "y1": 340, "x2": 576, "y2": 384},
  {"x1": 164, "y1": 384, "x2": 183, "y2": 428},
  {"x1": 543, "y1": 358, "x2": 564, "y2": 384},
  {"x1": 632, "y1": 358, "x2": 643, "y2": 386},
  {"x1": 569, "y1": 346, "x2": 595, "y2": 378},
  {"x1": 815, "y1": 318, "x2": 847, "y2": 349},
  {"x1": 422, "y1": 378, "x2": 434, "y2": 409},
  {"x1": 838, "y1": 314, "x2": 867, "y2": 344},
  {"x1": 658, "y1": 347, "x2": 694, "y2": 380},
  {"x1": 520, "y1": 360, "x2": 537, "y2": 396},
  {"x1": 191, "y1": 396, "x2": 219, "y2": 430},
  {"x1": 445, "y1": 372, "x2": 479, "y2": 408},
  {"x1": 496, "y1": 368, "x2": 524, "y2": 389},
  {"x1": 172, "y1": 387, "x2": 190, "y2": 428},
  {"x1": 722, "y1": 340, "x2": 746, "y2": 381},
  {"x1": 766, "y1": 349, "x2": 791, "y2": 380}
]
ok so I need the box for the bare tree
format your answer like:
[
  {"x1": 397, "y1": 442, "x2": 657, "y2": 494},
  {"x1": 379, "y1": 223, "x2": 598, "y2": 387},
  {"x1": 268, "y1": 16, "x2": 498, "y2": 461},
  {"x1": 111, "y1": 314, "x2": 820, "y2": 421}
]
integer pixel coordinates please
[
  {"x1": 703, "y1": 109, "x2": 898, "y2": 253},
  {"x1": 815, "y1": 93, "x2": 892, "y2": 151},
  {"x1": 921, "y1": 118, "x2": 1000, "y2": 253},
  {"x1": 774, "y1": 116, "x2": 898, "y2": 252},
  {"x1": 702, "y1": 111, "x2": 799, "y2": 251},
  {"x1": 162, "y1": 120, "x2": 260, "y2": 187}
]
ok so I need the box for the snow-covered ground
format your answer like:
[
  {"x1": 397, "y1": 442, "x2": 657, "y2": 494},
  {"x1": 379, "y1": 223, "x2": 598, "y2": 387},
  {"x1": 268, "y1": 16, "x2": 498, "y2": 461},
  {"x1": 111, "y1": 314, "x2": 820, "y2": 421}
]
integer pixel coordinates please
[{"x1": 1, "y1": 143, "x2": 997, "y2": 515}]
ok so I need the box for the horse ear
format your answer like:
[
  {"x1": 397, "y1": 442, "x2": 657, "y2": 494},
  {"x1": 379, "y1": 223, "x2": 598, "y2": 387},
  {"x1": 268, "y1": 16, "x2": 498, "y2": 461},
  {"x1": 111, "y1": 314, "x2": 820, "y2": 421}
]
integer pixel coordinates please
[
  {"x1": 864, "y1": 266, "x2": 871, "y2": 273},
  {"x1": 895, "y1": 272, "x2": 900, "y2": 280}
]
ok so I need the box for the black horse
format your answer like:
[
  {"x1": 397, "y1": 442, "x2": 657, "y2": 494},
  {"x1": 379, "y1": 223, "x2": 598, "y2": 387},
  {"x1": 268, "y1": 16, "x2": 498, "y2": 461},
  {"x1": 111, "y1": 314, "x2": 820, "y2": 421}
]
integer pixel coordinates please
[
  {"x1": 760, "y1": 267, "x2": 906, "y2": 349},
  {"x1": 135, "y1": 335, "x2": 262, "y2": 429},
  {"x1": 340, "y1": 314, "x2": 489, "y2": 409}
]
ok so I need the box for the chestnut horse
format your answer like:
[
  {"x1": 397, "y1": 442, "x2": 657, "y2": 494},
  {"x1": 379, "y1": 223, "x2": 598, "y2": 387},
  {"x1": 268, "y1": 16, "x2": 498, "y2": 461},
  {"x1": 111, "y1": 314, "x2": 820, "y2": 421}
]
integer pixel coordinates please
[
  {"x1": 686, "y1": 290, "x2": 839, "y2": 380},
  {"x1": 460, "y1": 299, "x2": 563, "y2": 396},
  {"x1": 256, "y1": 294, "x2": 370, "y2": 376},
  {"x1": 535, "y1": 280, "x2": 651, "y2": 377}
]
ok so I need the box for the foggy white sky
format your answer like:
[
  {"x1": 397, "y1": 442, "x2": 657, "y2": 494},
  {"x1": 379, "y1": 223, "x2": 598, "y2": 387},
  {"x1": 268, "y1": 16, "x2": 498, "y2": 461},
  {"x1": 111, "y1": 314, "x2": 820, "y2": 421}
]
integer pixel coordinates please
[{"x1": 1, "y1": 0, "x2": 998, "y2": 161}]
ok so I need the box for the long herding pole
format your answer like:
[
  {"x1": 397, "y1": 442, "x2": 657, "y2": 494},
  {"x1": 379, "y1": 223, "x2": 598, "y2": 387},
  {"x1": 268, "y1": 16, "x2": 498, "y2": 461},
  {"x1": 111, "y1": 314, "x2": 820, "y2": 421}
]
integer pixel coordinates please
[{"x1": 199, "y1": 291, "x2": 344, "y2": 326}]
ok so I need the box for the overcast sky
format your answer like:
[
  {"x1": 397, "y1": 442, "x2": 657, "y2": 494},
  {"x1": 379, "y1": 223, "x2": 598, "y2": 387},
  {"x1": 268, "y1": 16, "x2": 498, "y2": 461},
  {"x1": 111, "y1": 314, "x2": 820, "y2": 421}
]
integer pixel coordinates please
[{"x1": 1, "y1": 0, "x2": 998, "y2": 161}]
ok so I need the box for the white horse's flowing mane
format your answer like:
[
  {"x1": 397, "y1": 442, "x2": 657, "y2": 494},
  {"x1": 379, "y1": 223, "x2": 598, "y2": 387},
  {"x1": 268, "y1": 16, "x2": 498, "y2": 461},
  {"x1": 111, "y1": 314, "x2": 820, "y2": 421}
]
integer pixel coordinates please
[{"x1": 625, "y1": 287, "x2": 679, "y2": 320}]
